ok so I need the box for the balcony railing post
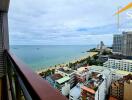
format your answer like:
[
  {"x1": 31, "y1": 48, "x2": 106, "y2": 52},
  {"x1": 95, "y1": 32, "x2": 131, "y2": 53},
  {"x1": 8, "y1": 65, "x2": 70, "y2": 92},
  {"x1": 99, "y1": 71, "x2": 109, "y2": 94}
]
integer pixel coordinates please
[
  {"x1": 6, "y1": 57, "x2": 16, "y2": 100},
  {"x1": 14, "y1": 74, "x2": 22, "y2": 100}
]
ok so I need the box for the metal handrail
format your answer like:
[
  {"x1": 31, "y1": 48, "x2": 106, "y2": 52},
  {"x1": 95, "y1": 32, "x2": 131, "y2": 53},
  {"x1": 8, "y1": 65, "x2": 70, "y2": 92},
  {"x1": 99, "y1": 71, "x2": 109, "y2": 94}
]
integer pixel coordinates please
[{"x1": 5, "y1": 50, "x2": 67, "y2": 100}]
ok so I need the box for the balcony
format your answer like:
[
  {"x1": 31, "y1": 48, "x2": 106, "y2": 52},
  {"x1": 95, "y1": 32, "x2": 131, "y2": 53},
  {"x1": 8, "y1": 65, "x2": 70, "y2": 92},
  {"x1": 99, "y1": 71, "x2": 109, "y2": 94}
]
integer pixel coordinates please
[
  {"x1": 3, "y1": 50, "x2": 67, "y2": 100},
  {"x1": 0, "y1": 0, "x2": 67, "y2": 99}
]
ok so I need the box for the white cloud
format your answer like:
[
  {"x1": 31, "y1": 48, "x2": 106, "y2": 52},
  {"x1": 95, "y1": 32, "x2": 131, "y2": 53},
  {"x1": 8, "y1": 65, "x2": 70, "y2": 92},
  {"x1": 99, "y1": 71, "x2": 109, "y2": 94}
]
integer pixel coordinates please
[{"x1": 9, "y1": 0, "x2": 132, "y2": 45}]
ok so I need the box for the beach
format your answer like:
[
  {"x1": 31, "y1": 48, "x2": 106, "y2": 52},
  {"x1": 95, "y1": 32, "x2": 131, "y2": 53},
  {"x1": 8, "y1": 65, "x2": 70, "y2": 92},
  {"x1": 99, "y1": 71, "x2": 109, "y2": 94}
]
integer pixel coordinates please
[{"x1": 36, "y1": 52, "x2": 98, "y2": 74}]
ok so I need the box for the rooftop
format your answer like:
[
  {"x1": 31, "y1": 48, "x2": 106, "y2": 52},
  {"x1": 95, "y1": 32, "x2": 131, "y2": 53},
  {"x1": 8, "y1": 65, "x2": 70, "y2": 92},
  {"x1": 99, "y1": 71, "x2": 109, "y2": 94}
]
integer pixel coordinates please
[
  {"x1": 83, "y1": 72, "x2": 104, "y2": 92},
  {"x1": 122, "y1": 59, "x2": 132, "y2": 63},
  {"x1": 58, "y1": 67, "x2": 74, "y2": 74},
  {"x1": 89, "y1": 66, "x2": 111, "y2": 79},
  {"x1": 56, "y1": 76, "x2": 70, "y2": 84},
  {"x1": 76, "y1": 67, "x2": 89, "y2": 76},
  {"x1": 111, "y1": 74, "x2": 132, "y2": 87},
  {"x1": 77, "y1": 66, "x2": 89, "y2": 72},
  {"x1": 109, "y1": 96, "x2": 118, "y2": 100},
  {"x1": 89, "y1": 66, "x2": 108, "y2": 73},
  {"x1": 115, "y1": 70, "x2": 132, "y2": 75},
  {"x1": 108, "y1": 58, "x2": 132, "y2": 62},
  {"x1": 81, "y1": 86, "x2": 96, "y2": 94},
  {"x1": 50, "y1": 74, "x2": 63, "y2": 81},
  {"x1": 70, "y1": 84, "x2": 83, "y2": 98}
]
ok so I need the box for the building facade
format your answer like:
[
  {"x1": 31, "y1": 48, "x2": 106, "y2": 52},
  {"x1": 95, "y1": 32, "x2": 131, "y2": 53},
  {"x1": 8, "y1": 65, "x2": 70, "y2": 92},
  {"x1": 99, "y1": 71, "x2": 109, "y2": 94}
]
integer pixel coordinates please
[
  {"x1": 75, "y1": 67, "x2": 89, "y2": 83},
  {"x1": 113, "y1": 34, "x2": 122, "y2": 54},
  {"x1": 110, "y1": 74, "x2": 132, "y2": 100},
  {"x1": 55, "y1": 76, "x2": 71, "y2": 96},
  {"x1": 111, "y1": 70, "x2": 132, "y2": 81},
  {"x1": 46, "y1": 74, "x2": 63, "y2": 87},
  {"x1": 110, "y1": 80, "x2": 124, "y2": 100},
  {"x1": 113, "y1": 31, "x2": 132, "y2": 57},
  {"x1": 69, "y1": 83, "x2": 83, "y2": 100},
  {"x1": 122, "y1": 31, "x2": 132, "y2": 57},
  {"x1": 124, "y1": 80, "x2": 132, "y2": 100},
  {"x1": 103, "y1": 59, "x2": 132, "y2": 72},
  {"x1": 55, "y1": 67, "x2": 75, "y2": 87},
  {"x1": 89, "y1": 66, "x2": 112, "y2": 94},
  {"x1": 81, "y1": 72, "x2": 106, "y2": 100}
]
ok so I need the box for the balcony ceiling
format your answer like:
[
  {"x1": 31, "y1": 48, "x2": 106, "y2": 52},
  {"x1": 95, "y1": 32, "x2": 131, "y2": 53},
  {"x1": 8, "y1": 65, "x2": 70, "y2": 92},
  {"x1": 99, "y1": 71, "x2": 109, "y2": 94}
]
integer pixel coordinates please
[{"x1": 0, "y1": 0, "x2": 10, "y2": 12}]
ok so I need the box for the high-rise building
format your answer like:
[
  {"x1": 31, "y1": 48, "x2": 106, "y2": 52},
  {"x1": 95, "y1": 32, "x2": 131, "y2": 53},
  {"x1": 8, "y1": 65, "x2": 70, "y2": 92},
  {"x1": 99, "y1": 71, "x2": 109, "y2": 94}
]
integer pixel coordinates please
[
  {"x1": 122, "y1": 31, "x2": 132, "y2": 57},
  {"x1": 113, "y1": 31, "x2": 132, "y2": 57},
  {"x1": 113, "y1": 34, "x2": 123, "y2": 53}
]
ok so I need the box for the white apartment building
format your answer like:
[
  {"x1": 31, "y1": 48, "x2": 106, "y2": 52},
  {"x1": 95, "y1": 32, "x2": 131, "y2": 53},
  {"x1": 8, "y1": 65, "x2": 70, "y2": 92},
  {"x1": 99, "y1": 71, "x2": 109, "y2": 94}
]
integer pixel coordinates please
[
  {"x1": 55, "y1": 76, "x2": 70, "y2": 96},
  {"x1": 103, "y1": 59, "x2": 132, "y2": 72},
  {"x1": 69, "y1": 83, "x2": 83, "y2": 100},
  {"x1": 94, "y1": 79, "x2": 106, "y2": 100},
  {"x1": 88, "y1": 66, "x2": 112, "y2": 94},
  {"x1": 81, "y1": 72, "x2": 106, "y2": 100}
]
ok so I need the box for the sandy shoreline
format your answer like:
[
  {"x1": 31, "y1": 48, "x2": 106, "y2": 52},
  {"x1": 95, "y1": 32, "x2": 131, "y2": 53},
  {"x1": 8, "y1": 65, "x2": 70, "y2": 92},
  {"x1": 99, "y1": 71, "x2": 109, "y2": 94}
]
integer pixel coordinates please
[{"x1": 36, "y1": 52, "x2": 98, "y2": 74}]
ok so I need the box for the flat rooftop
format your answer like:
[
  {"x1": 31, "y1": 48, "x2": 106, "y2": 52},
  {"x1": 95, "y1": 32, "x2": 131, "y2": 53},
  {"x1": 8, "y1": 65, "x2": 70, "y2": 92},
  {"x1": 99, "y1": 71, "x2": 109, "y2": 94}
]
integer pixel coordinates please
[
  {"x1": 56, "y1": 76, "x2": 70, "y2": 84},
  {"x1": 89, "y1": 66, "x2": 108, "y2": 72},
  {"x1": 122, "y1": 59, "x2": 132, "y2": 63},
  {"x1": 81, "y1": 86, "x2": 96, "y2": 94},
  {"x1": 70, "y1": 84, "x2": 83, "y2": 98},
  {"x1": 77, "y1": 66, "x2": 89, "y2": 72},
  {"x1": 115, "y1": 70, "x2": 132, "y2": 75},
  {"x1": 58, "y1": 67, "x2": 74, "y2": 74}
]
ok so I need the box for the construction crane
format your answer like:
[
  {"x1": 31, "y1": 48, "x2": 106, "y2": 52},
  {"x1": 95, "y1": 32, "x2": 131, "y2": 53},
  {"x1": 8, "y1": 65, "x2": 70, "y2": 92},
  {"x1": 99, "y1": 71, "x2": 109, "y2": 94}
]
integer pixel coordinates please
[{"x1": 115, "y1": 2, "x2": 132, "y2": 31}]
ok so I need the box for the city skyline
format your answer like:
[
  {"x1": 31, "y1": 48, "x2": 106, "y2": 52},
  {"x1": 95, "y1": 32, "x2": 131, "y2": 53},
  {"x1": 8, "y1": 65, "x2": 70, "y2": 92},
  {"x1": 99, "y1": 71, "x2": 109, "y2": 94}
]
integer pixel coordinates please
[{"x1": 9, "y1": 0, "x2": 132, "y2": 45}]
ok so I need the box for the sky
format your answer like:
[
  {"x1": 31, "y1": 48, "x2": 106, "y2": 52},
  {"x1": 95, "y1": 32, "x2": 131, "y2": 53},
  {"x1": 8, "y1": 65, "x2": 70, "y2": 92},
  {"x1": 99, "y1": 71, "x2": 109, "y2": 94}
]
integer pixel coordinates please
[{"x1": 8, "y1": 0, "x2": 132, "y2": 45}]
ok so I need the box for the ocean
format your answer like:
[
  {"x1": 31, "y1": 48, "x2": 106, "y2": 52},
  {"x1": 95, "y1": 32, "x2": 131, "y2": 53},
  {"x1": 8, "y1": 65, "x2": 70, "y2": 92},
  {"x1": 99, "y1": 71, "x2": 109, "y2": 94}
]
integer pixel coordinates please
[{"x1": 10, "y1": 45, "x2": 95, "y2": 71}]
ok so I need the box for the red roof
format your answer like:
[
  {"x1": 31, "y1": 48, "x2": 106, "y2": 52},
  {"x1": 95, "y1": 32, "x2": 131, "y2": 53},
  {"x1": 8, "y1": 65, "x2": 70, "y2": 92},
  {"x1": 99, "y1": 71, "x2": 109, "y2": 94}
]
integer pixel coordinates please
[
  {"x1": 109, "y1": 96, "x2": 118, "y2": 100},
  {"x1": 81, "y1": 86, "x2": 96, "y2": 94},
  {"x1": 51, "y1": 74, "x2": 63, "y2": 80}
]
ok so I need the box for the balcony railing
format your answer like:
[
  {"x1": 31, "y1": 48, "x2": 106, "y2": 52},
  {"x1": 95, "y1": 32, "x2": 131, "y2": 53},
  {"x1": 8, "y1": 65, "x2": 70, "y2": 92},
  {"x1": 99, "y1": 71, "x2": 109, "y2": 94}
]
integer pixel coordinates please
[{"x1": 5, "y1": 50, "x2": 67, "y2": 100}]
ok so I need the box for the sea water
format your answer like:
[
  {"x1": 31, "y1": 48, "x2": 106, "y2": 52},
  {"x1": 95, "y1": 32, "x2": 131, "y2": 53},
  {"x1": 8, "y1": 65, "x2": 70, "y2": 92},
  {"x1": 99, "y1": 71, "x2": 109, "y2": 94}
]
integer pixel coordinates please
[{"x1": 10, "y1": 45, "x2": 95, "y2": 71}]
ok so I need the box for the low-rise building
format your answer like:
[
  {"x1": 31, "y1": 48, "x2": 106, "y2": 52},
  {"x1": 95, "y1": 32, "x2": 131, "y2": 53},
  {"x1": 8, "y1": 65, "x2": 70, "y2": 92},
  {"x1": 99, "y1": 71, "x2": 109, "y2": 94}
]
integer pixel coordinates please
[
  {"x1": 55, "y1": 76, "x2": 70, "y2": 96},
  {"x1": 103, "y1": 59, "x2": 132, "y2": 72},
  {"x1": 98, "y1": 55, "x2": 109, "y2": 62},
  {"x1": 75, "y1": 66, "x2": 89, "y2": 83},
  {"x1": 55, "y1": 67, "x2": 76, "y2": 87},
  {"x1": 46, "y1": 74, "x2": 63, "y2": 87}
]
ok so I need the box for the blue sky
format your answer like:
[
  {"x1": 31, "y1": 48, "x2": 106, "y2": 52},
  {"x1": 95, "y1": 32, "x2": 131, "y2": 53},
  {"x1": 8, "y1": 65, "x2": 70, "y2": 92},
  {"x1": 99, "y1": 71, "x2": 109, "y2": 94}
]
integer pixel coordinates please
[{"x1": 9, "y1": 0, "x2": 132, "y2": 45}]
